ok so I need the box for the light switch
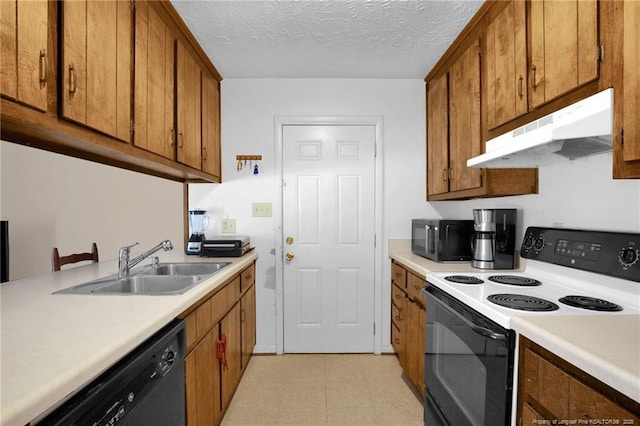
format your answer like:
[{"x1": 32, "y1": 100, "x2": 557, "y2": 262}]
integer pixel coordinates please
[{"x1": 252, "y1": 202, "x2": 272, "y2": 217}]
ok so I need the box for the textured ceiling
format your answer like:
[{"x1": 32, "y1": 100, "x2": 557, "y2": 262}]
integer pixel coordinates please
[{"x1": 170, "y1": 0, "x2": 484, "y2": 79}]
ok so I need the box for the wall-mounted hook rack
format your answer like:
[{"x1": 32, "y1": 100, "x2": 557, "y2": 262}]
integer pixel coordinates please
[{"x1": 236, "y1": 155, "x2": 262, "y2": 161}]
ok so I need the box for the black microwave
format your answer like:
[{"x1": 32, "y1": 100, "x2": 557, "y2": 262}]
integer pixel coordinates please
[{"x1": 411, "y1": 219, "x2": 474, "y2": 262}]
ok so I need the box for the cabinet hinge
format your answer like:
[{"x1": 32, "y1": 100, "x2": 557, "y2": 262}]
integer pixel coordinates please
[
  {"x1": 620, "y1": 128, "x2": 624, "y2": 145},
  {"x1": 374, "y1": 143, "x2": 377, "y2": 158},
  {"x1": 131, "y1": 0, "x2": 135, "y2": 12},
  {"x1": 373, "y1": 323, "x2": 376, "y2": 335},
  {"x1": 130, "y1": 120, "x2": 134, "y2": 136},
  {"x1": 598, "y1": 44, "x2": 604, "y2": 62},
  {"x1": 374, "y1": 234, "x2": 377, "y2": 248}
]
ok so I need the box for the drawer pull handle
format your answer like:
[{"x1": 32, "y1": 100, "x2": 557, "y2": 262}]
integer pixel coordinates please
[
  {"x1": 69, "y1": 64, "x2": 77, "y2": 95},
  {"x1": 39, "y1": 50, "x2": 47, "y2": 84}
]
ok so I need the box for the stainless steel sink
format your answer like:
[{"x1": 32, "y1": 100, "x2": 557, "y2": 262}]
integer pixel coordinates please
[
  {"x1": 54, "y1": 262, "x2": 231, "y2": 295},
  {"x1": 140, "y1": 262, "x2": 230, "y2": 277}
]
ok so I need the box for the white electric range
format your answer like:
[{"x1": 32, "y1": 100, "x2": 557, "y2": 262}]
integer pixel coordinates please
[{"x1": 421, "y1": 226, "x2": 640, "y2": 426}]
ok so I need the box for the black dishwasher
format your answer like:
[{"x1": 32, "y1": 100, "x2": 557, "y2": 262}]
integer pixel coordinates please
[{"x1": 38, "y1": 319, "x2": 186, "y2": 426}]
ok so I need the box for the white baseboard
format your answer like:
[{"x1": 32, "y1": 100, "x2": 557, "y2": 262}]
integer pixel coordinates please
[{"x1": 253, "y1": 344, "x2": 277, "y2": 354}]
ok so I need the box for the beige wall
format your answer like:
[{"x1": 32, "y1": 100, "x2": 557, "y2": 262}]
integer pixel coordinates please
[{"x1": 0, "y1": 141, "x2": 184, "y2": 281}]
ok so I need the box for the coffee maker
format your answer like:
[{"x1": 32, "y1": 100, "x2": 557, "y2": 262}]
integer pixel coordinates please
[
  {"x1": 186, "y1": 209, "x2": 209, "y2": 255},
  {"x1": 471, "y1": 208, "x2": 517, "y2": 269}
]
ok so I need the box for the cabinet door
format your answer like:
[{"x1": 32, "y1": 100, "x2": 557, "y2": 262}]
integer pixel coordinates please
[
  {"x1": 448, "y1": 39, "x2": 482, "y2": 193},
  {"x1": 62, "y1": 0, "x2": 131, "y2": 141},
  {"x1": 202, "y1": 73, "x2": 221, "y2": 178},
  {"x1": 530, "y1": 0, "x2": 599, "y2": 108},
  {"x1": 405, "y1": 299, "x2": 425, "y2": 396},
  {"x1": 486, "y1": 0, "x2": 527, "y2": 129},
  {"x1": 426, "y1": 73, "x2": 449, "y2": 197},
  {"x1": 220, "y1": 302, "x2": 241, "y2": 412},
  {"x1": 185, "y1": 329, "x2": 220, "y2": 426},
  {"x1": 176, "y1": 40, "x2": 202, "y2": 170},
  {"x1": 240, "y1": 283, "x2": 256, "y2": 369},
  {"x1": 622, "y1": 0, "x2": 640, "y2": 163},
  {"x1": 134, "y1": 0, "x2": 175, "y2": 159},
  {"x1": 1, "y1": 0, "x2": 48, "y2": 111}
]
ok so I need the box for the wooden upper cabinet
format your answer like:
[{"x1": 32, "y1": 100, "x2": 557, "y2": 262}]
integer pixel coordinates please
[
  {"x1": 448, "y1": 39, "x2": 482, "y2": 193},
  {"x1": 202, "y1": 74, "x2": 221, "y2": 179},
  {"x1": 176, "y1": 40, "x2": 202, "y2": 170},
  {"x1": 134, "y1": 0, "x2": 175, "y2": 159},
  {"x1": 486, "y1": 0, "x2": 527, "y2": 129},
  {"x1": 529, "y1": 0, "x2": 599, "y2": 109},
  {"x1": 61, "y1": 0, "x2": 132, "y2": 142},
  {"x1": 621, "y1": 1, "x2": 640, "y2": 163},
  {"x1": 0, "y1": 0, "x2": 48, "y2": 111},
  {"x1": 426, "y1": 72, "x2": 449, "y2": 197}
]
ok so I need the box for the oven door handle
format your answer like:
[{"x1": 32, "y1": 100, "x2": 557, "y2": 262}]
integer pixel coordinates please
[{"x1": 426, "y1": 288, "x2": 506, "y2": 341}]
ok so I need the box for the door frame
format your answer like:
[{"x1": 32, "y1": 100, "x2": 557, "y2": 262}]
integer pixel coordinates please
[{"x1": 274, "y1": 116, "x2": 384, "y2": 355}]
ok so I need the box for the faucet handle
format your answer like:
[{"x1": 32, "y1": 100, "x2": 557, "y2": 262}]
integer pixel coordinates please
[{"x1": 119, "y1": 242, "x2": 139, "y2": 258}]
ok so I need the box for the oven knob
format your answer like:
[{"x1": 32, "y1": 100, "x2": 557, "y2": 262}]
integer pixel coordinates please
[
  {"x1": 523, "y1": 234, "x2": 534, "y2": 250},
  {"x1": 534, "y1": 237, "x2": 545, "y2": 251},
  {"x1": 619, "y1": 248, "x2": 638, "y2": 268}
]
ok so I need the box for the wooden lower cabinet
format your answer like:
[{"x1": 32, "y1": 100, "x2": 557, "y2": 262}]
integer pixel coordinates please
[
  {"x1": 220, "y1": 302, "x2": 241, "y2": 412},
  {"x1": 517, "y1": 337, "x2": 640, "y2": 425},
  {"x1": 181, "y1": 262, "x2": 257, "y2": 426},
  {"x1": 390, "y1": 260, "x2": 426, "y2": 396},
  {"x1": 185, "y1": 330, "x2": 220, "y2": 426}
]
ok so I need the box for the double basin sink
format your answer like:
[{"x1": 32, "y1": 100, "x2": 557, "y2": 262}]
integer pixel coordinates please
[{"x1": 55, "y1": 262, "x2": 230, "y2": 295}]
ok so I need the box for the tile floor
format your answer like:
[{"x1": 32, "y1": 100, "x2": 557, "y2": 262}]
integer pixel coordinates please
[{"x1": 221, "y1": 354, "x2": 424, "y2": 426}]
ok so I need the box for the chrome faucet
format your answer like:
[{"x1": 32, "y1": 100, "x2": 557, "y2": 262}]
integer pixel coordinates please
[{"x1": 118, "y1": 240, "x2": 173, "y2": 277}]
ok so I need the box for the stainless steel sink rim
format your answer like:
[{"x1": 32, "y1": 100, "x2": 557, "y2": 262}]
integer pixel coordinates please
[{"x1": 53, "y1": 262, "x2": 231, "y2": 295}]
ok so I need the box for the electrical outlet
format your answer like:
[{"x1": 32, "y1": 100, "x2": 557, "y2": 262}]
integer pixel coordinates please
[
  {"x1": 252, "y1": 202, "x2": 272, "y2": 217},
  {"x1": 221, "y1": 218, "x2": 236, "y2": 234}
]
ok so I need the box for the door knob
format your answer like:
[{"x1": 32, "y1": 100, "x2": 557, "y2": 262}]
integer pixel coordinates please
[
  {"x1": 285, "y1": 252, "x2": 295, "y2": 261},
  {"x1": 285, "y1": 236, "x2": 294, "y2": 245}
]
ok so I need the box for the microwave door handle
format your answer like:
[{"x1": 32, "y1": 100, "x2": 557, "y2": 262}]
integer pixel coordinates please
[
  {"x1": 425, "y1": 225, "x2": 432, "y2": 254},
  {"x1": 425, "y1": 288, "x2": 506, "y2": 341}
]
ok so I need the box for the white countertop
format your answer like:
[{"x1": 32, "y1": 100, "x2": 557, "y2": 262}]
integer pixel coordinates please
[
  {"x1": 0, "y1": 251, "x2": 258, "y2": 426},
  {"x1": 388, "y1": 239, "x2": 640, "y2": 404}
]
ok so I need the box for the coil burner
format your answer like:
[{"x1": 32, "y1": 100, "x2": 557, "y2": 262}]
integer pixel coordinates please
[
  {"x1": 487, "y1": 294, "x2": 559, "y2": 311},
  {"x1": 444, "y1": 276, "x2": 484, "y2": 285},
  {"x1": 488, "y1": 275, "x2": 542, "y2": 286},
  {"x1": 559, "y1": 295, "x2": 623, "y2": 312}
]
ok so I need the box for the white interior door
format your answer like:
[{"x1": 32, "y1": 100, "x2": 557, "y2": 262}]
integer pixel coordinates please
[{"x1": 282, "y1": 125, "x2": 376, "y2": 353}]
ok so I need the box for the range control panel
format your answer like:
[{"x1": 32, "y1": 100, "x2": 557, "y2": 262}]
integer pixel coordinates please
[{"x1": 521, "y1": 227, "x2": 640, "y2": 282}]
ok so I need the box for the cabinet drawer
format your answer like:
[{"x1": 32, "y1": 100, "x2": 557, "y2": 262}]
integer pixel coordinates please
[
  {"x1": 210, "y1": 288, "x2": 227, "y2": 324},
  {"x1": 523, "y1": 348, "x2": 540, "y2": 399},
  {"x1": 407, "y1": 272, "x2": 425, "y2": 303},
  {"x1": 538, "y1": 358, "x2": 570, "y2": 418},
  {"x1": 392, "y1": 263, "x2": 407, "y2": 288},
  {"x1": 391, "y1": 302, "x2": 403, "y2": 328},
  {"x1": 195, "y1": 298, "x2": 213, "y2": 341},
  {"x1": 391, "y1": 322, "x2": 403, "y2": 353},
  {"x1": 226, "y1": 276, "x2": 241, "y2": 307},
  {"x1": 240, "y1": 264, "x2": 255, "y2": 292},
  {"x1": 570, "y1": 379, "x2": 639, "y2": 424},
  {"x1": 391, "y1": 284, "x2": 407, "y2": 311}
]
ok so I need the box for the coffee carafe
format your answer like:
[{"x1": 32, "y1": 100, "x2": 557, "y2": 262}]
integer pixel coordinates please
[{"x1": 472, "y1": 208, "x2": 517, "y2": 269}]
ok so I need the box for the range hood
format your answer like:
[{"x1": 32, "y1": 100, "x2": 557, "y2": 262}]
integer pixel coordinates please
[{"x1": 467, "y1": 88, "x2": 613, "y2": 168}]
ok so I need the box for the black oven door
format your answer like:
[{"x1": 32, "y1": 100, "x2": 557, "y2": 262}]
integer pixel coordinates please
[{"x1": 423, "y1": 285, "x2": 514, "y2": 426}]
